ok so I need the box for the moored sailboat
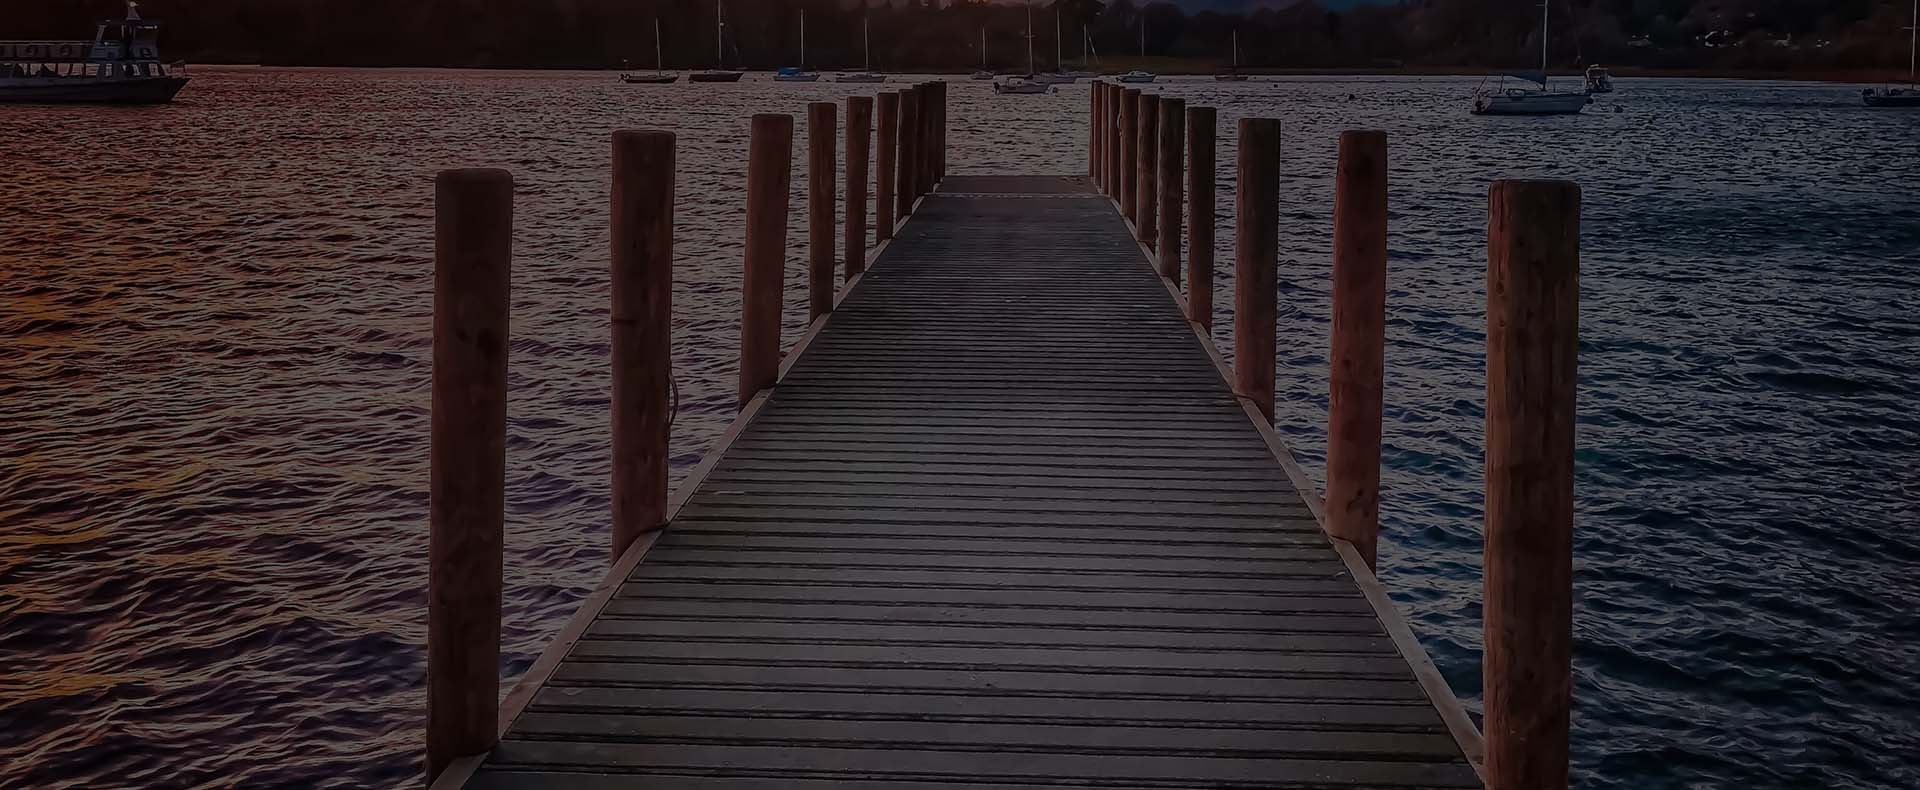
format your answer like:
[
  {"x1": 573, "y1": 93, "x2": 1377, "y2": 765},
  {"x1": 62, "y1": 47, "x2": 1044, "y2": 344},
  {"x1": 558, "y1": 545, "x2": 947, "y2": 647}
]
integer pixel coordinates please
[
  {"x1": 971, "y1": 28, "x2": 993, "y2": 79},
  {"x1": 620, "y1": 19, "x2": 677, "y2": 84},
  {"x1": 1471, "y1": 0, "x2": 1588, "y2": 115},
  {"x1": 837, "y1": 16, "x2": 885, "y2": 82},
  {"x1": 690, "y1": 0, "x2": 744, "y2": 82},
  {"x1": 774, "y1": 9, "x2": 820, "y2": 81},
  {"x1": 994, "y1": 2, "x2": 1053, "y2": 94},
  {"x1": 1120, "y1": 13, "x2": 1157, "y2": 83},
  {"x1": 1215, "y1": 28, "x2": 1248, "y2": 81},
  {"x1": 1862, "y1": 0, "x2": 1920, "y2": 106}
]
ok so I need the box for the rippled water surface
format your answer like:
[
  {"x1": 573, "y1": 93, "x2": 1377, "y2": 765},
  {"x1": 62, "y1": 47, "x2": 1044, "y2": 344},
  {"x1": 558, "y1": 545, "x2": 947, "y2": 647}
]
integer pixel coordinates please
[{"x1": 3, "y1": 68, "x2": 1918, "y2": 789}]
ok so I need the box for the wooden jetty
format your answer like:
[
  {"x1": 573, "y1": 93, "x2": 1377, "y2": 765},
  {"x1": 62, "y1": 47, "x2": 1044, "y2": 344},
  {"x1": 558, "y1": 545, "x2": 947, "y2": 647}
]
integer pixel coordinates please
[{"x1": 426, "y1": 81, "x2": 1580, "y2": 790}]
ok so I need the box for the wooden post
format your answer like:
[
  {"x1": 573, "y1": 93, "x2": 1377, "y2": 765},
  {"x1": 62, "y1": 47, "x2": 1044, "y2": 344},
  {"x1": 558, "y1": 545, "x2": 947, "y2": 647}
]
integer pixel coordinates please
[
  {"x1": 1325, "y1": 130, "x2": 1389, "y2": 570},
  {"x1": 1233, "y1": 118, "x2": 1281, "y2": 422},
  {"x1": 934, "y1": 81, "x2": 948, "y2": 182},
  {"x1": 610, "y1": 131, "x2": 674, "y2": 563},
  {"x1": 1135, "y1": 93, "x2": 1159, "y2": 247},
  {"x1": 1155, "y1": 97, "x2": 1185, "y2": 282},
  {"x1": 426, "y1": 167, "x2": 511, "y2": 784},
  {"x1": 1107, "y1": 85, "x2": 1123, "y2": 198},
  {"x1": 1088, "y1": 84, "x2": 1100, "y2": 179},
  {"x1": 738, "y1": 113, "x2": 792, "y2": 409},
  {"x1": 1118, "y1": 88, "x2": 1138, "y2": 219},
  {"x1": 1483, "y1": 178, "x2": 1580, "y2": 790},
  {"x1": 897, "y1": 87, "x2": 920, "y2": 219},
  {"x1": 807, "y1": 101, "x2": 837, "y2": 321},
  {"x1": 876, "y1": 92, "x2": 898, "y2": 241},
  {"x1": 845, "y1": 96, "x2": 872, "y2": 281},
  {"x1": 1186, "y1": 106, "x2": 1216, "y2": 332}
]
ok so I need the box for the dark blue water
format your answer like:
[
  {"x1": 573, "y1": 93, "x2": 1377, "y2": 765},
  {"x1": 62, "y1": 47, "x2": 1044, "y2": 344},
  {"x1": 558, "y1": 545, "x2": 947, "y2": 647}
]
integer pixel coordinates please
[{"x1": 2, "y1": 69, "x2": 1916, "y2": 788}]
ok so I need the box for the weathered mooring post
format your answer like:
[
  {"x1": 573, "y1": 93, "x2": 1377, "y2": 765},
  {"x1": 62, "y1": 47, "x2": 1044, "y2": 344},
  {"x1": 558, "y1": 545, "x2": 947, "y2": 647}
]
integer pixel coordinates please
[
  {"x1": 738, "y1": 113, "x2": 793, "y2": 409},
  {"x1": 1185, "y1": 106, "x2": 1216, "y2": 331},
  {"x1": 876, "y1": 91, "x2": 898, "y2": 241},
  {"x1": 609, "y1": 131, "x2": 674, "y2": 563},
  {"x1": 897, "y1": 87, "x2": 921, "y2": 218},
  {"x1": 845, "y1": 95, "x2": 873, "y2": 281},
  {"x1": 1233, "y1": 118, "x2": 1281, "y2": 422},
  {"x1": 1089, "y1": 84, "x2": 1102, "y2": 180},
  {"x1": 1119, "y1": 88, "x2": 1138, "y2": 220},
  {"x1": 426, "y1": 167, "x2": 512, "y2": 784},
  {"x1": 1135, "y1": 93, "x2": 1159, "y2": 245},
  {"x1": 807, "y1": 102, "x2": 837, "y2": 321},
  {"x1": 1113, "y1": 84, "x2": 1121, "y2": 197},
  {"x1": 1484, "y1": 179, "x2": 1580, "y2": 790},
  {"x1": 1155, "y1": 96, "x2": 1185, "y2": 281},
  {"x1": 1326, "y1": 130, "x2": 1389, "y2": 570}
]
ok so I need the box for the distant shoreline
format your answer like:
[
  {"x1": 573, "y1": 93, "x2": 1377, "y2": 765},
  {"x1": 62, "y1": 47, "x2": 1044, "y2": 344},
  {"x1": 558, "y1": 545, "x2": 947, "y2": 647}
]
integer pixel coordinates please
[{"x1": 186, "y1": 61, "x2": 1901, "y2": 85}]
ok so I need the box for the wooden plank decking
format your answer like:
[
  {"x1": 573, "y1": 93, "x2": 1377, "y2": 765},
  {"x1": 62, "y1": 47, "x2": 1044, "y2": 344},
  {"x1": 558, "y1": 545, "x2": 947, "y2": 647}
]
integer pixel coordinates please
[{"x1": 455, "y1": 175, "x2": 1482, "y2": 789}]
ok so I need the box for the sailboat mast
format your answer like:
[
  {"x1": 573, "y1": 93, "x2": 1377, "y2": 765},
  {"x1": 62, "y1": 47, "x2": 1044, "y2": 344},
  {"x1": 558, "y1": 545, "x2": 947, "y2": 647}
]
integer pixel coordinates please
[
  {"x1": 800, "y1": 9, "x2": 807, "y2": 69},
  {"x1": 1026, "y1": 2, "x2": 1035, "y2": 76},
  {"x1": 1139, "y1": 14, "x2": 1146, "y2": 58},
  {"x1": 715, "y1": 0, "x2": 723, "y2": 67},
  {"x1": 655, "y1": 18, "x2": 664, "y2": 74},
  {"x1": 1055, "y1": 12, "x2": 1062, "y2": 72},
  {"x1": 1540, "y1": 0, "x2": 1550, "y2": 78},
  {"x1": 864, "y1": 17, "x2": 871, "y2": 72},
  {"x1": 1233, "y1": 29, "x2": 1239, "y2": 69},
  {"x1": 1910, "y1": 0, "x2": 1917, "y2": 84}
]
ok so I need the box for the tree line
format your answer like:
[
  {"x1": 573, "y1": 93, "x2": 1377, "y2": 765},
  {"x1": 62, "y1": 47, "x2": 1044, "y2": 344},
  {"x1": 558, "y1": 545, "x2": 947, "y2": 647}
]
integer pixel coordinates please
[{"x1": 4, "y1": 0, "x2": 1912, "y2": 74}]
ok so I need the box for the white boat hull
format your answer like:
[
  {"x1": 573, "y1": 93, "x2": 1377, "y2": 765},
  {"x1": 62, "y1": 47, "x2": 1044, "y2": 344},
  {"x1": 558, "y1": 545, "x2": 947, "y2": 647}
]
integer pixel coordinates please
[
  {"x1": 836, "y1": 73, "x2": 885, "y2": 83},
  {"x1": 1117, "y1": 73, "x2": 1156, "y2": 83},
  {"x1": 1474, "y1": 90, "x2": 1590, "y2": 115},
  {"x1": 993, "y1": 80, "x2": 1052, "y2": 95}
]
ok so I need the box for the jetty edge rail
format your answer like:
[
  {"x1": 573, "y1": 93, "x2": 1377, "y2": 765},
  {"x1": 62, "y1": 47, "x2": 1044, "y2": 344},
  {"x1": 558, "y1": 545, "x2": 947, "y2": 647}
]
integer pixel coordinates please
[{"x1": 422, "y1": 79, "x2": 1580, "y2": 790}]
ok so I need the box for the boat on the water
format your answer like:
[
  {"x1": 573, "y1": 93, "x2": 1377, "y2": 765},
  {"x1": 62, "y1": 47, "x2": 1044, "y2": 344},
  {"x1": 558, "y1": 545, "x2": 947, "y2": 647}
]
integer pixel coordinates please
[
  {"x1": 0, "y1": 1, "x2": 187, "y2": 104},
  {"x1": 1583, "y1": 64, "x2": 1613, "y2": 93},
  {"x1": 1121, "y1": 15, "x2": 1157, "y2": 83},
  {"x1": 994, "y1": 76, "x2": 1052, "y2": 95},
  {"x1": 1216, "y1": 29, "x2": 1249, "y2": 81},
  {"x1": 995, "y1": 2, "x2": 1053, "y2": 95},
  {"x1": 620, "y1": 19, "x2": 677, "y2": 84},
  {"x1": 836, "y1": 17, "x2": 884, "y2": 83},
  {"x1": 1863, "y1": 0, "x2": 1919, "y2": 106},
  {"x1": 1033, "y1": 12, "x2": 1075, "y2": 84},
  {"x1": 1471, "y1": 1, "x2": 1587, "y2": 115},
  {"x1": 971, "y1": 29, "x2": 993, "y2": 79},
  {"x1": 691, "y1": 0, "x2": 744, "y2": 83},
  {"x1": 774, "y1": 10, "x2": 820, "y2": 82}
]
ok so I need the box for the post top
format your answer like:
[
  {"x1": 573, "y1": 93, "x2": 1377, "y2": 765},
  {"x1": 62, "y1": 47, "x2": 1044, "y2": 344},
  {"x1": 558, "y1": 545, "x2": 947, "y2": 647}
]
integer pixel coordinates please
[{"x1": 435, "y1": 168, "x2": 514, "y2": 189}]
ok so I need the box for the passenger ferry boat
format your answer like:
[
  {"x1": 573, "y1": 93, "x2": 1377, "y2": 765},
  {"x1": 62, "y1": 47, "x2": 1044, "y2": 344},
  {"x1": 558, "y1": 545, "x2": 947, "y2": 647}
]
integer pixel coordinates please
[{"x1": 0, "y1": 2, "x2": 188, "y2": 104}]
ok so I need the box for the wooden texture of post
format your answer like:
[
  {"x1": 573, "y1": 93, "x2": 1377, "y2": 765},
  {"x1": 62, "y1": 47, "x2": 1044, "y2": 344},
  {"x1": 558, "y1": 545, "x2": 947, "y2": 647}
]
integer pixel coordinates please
[
  {"x1": 1155, "y1": 97, "x2": 1185, "y2": 282},
  {"x1": 1233, "y1": 118, "x2": 1281, "y2": 422},
  {"x1": 876, "y1": 92, "x2": 898, "y2": 241},
  {"x1": 923, "y1": 83, "x2": 937, "y2": 193},
  {"x1": 1088, "y1": 84, "x2": 1100, "y2": 179},
  {"x1": 1135, "y1": 94, "x2": 1159, "y2": 246},
  {"x1": 738, "y1": 113, "x2": 792, "y2": 409},
  {"x1": 897, "y1": 88, "x2": 920, "y2": 218},
  {"x1": 1186, "y1": 106, "x2": 1216, "y2": 331},
  {"x1": 1118, "y1": 88, "x2": 1138, "y2": 219},
  {"x1": 610, "y1": 131, "x2": 674, "y2": 564},
  {"x1": 807, "y1": 102, "x2": 837, "y2": 321},
  {"x1": 1325, "y1": 130, "x2": 1389, "y2": 570},
  {"x1": 1108, "y1": 85, "x2": 1123, "y2": 198},
  {"x1": 426, "y1": 168, "x2": 511, "y2": 784},
  {"x1": 935, "y1": 81, "x2": 947, "y2": 182},
  {"x1": 845, "y1": 96, "x2": 872, "y2": 281},
  {"x1": 1484, "y1": 179, "x2": 1580, "y2": 790}
]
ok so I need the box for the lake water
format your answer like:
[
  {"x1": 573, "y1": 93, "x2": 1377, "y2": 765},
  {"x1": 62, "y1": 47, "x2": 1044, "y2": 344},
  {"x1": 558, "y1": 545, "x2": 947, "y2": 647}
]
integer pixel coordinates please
[{"x1": 2, "y1": 68, "x2": 1917, "y2": 789}]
